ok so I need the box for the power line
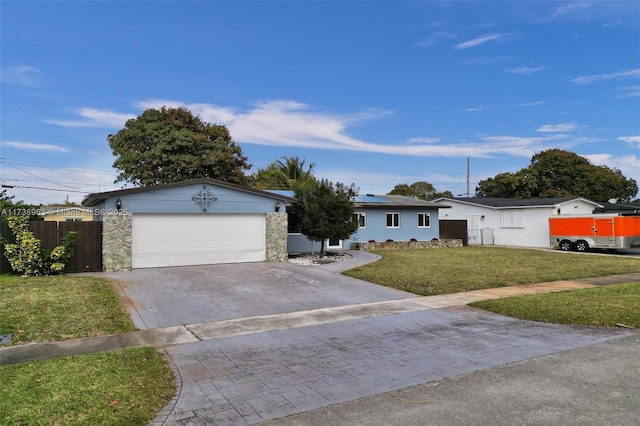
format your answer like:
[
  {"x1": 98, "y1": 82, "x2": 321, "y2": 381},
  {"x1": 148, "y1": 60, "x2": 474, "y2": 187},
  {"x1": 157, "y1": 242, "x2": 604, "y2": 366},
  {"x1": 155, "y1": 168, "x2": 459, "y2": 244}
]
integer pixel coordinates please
[
  {"x1": 4, "y1": 161, "x2": 84, "y2": 191},
  {"x1": 1, "y1": 184, "x2": 88, "y2": 194}
]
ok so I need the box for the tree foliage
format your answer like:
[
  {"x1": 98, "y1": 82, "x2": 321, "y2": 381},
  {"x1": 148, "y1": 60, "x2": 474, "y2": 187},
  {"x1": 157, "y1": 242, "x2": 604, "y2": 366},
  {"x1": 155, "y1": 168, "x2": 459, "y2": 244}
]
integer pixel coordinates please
[
  {"x1": 2, "y1": 215, "x2": 77, "y2": 275},
  {"x1": 108, "y1": 107, "x2": 251, "y2": 186},
  {"x1": 388, "y1": 181, "x2": 453, "y2": 200},
  {"x1": 292, "y1": 179, "x2": 359, "y2": 256},
  {"x1": 0, "y1": 190, "x2": 44, "y2": 220},
  {"x1": 253, "y1": 156, "x2": 316, "y2": 191},
  {"x1": 476, "y1": 149, "x2": 638, "y2": 202}
]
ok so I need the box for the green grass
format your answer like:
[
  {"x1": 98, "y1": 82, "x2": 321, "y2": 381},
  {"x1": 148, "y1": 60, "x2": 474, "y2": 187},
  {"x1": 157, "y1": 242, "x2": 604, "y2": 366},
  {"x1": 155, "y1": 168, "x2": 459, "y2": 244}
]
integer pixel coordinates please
[
  {"x1": 343, "y1": 247, "x2": 640, "y2": 296},
  {"x1": 470, "y1": 282, "x2": 640, "y2": 328},
  {"x1": 0, "y1": 275, "x2": 137, "y2": 345},
  {"x1": 0, "y1": 275, "x2": 175, "y2": 425},
  {"x1": 0, "y1": 347, "x2": 175, "y2": 426}
]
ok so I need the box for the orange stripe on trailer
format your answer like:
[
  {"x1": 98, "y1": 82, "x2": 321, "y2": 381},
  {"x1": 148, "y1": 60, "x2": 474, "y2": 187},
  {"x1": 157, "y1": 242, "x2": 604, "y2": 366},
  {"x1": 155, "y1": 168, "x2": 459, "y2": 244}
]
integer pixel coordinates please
[{"x1": 549, "y1": 214, "x2": 640, "y2": 238}]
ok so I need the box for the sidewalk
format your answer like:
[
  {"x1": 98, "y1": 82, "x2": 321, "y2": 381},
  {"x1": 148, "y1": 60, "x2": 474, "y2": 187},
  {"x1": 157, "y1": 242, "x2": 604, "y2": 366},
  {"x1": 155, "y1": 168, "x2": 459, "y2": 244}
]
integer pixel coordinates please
[{"x1": 2, "y1": 272, "x2": 639, "y2": 366}]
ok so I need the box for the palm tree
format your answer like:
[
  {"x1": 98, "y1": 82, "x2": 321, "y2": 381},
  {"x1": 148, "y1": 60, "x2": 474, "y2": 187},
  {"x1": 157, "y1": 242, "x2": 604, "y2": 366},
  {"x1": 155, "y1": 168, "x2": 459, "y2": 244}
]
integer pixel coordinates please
[{"x1": 254, "y1": 156, "x2": 316, "y2": 191}]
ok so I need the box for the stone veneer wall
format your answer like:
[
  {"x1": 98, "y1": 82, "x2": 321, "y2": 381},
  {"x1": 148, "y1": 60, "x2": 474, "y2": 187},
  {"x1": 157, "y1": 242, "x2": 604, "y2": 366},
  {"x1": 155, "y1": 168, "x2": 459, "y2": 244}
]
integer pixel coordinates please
[
  {"x1": 102, "y1": 213, "x2": 132, "y2": 271},
  {"x1": 351, "y1": 239, "x2": 463, "y2": 251},
  {"x1": 265, "y1": 212, "x2": 288, "y2": 262}
]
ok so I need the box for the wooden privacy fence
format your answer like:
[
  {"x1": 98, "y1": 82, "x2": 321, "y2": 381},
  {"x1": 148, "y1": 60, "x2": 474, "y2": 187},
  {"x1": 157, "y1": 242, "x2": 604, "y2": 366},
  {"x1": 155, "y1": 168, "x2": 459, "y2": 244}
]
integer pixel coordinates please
[
  {"x1": 0, "y1": 221, "x2": 102, "y2": 274},
  {"x1": 439, "y1": 220, "x2": 468, "y2": 246}
]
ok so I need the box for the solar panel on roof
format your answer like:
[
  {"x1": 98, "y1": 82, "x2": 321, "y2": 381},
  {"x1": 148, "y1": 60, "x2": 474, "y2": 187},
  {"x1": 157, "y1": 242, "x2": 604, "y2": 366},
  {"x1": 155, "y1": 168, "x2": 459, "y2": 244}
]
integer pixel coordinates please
[{"x1": 356, "y1": 195, "x2": 390, "y2": 203}]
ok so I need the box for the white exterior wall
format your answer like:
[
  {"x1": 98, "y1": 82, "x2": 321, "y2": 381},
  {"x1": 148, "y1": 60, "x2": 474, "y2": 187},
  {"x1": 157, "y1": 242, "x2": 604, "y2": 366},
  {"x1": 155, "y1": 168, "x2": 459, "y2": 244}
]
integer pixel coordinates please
[
  {"x1": 440, "y1": 199, "x2": 598, "y2": 248},
  {"x1": 494, "y1": 208, "x2": 554, "y2": 247}
]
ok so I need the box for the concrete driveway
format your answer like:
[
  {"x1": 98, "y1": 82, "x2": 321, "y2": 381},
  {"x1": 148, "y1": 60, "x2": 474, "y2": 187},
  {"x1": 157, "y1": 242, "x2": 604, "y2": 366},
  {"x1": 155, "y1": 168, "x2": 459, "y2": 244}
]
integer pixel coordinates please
[
  {"x1": 94, "y1": 253, "x2": 637, "y2": 425},
  {"x1": 99, "y1": 252, "x2": 413, "y2": 329}
]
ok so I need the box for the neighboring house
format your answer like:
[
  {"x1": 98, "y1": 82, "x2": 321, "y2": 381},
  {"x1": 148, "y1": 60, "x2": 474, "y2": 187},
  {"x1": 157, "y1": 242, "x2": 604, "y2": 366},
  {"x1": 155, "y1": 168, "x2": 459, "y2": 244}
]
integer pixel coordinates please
[
  {"x1": 593, "y1": 201, "x2": 640, "y2": 214},
  {"x1": 82, "y1": 178, "x2": 294, "y2": 271},
  {"x1": 433, "y1": 197, "x2": 602, "y2": 248},
  {"x1": 287, "y1": 193, "x2": 451, "y2": 253},
  {"x1": 43, "y1": 206, "x2": 93, "y2": 222}
]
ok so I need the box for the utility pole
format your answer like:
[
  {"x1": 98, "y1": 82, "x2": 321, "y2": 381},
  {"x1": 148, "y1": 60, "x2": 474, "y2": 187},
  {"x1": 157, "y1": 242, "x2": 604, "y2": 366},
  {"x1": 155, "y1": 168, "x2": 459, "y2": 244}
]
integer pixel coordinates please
[{"x1": 466, "y1": 156, "x2": 470, "y2": 197}]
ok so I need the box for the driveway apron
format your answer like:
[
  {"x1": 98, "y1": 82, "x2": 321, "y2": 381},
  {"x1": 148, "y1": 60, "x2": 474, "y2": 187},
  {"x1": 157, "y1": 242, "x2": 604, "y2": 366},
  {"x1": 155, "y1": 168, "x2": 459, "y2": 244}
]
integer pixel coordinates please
[{"x1": 153, "y1": 307, "x2": 632, "y2": 425}]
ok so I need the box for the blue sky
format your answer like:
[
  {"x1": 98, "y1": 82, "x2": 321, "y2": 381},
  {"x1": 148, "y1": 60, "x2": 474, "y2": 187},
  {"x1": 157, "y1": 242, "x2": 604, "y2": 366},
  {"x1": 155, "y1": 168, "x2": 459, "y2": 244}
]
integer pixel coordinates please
[{"x1": 2, "y1": 1, "x2": 639, "y2": 205}]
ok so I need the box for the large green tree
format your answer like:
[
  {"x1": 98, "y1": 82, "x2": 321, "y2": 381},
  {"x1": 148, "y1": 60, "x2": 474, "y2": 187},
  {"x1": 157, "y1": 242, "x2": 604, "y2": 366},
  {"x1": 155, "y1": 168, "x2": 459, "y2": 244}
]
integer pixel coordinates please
[
  {"x1": 108, "y1": 107, "x2": 251, "y2": 186},
  {"x1": 253, "y1": 156, "x2": 316, "y2": 191},
  {"x1": 292, "y1": 179, "x2": 359, "y2": 257},
  {"x1": 476, "y1": 149, "x2": 638, "y2": 202},
  {"x1": 388, "y1": 181, "x2": 453, "y2": 200}
]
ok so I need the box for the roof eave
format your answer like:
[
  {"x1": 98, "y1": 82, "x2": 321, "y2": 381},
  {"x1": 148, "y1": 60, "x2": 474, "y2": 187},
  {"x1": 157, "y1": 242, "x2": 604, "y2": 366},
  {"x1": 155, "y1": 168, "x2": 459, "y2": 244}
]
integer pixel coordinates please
[{"x1": 81, "y1": 178, "x2": 296, "y2": 207}]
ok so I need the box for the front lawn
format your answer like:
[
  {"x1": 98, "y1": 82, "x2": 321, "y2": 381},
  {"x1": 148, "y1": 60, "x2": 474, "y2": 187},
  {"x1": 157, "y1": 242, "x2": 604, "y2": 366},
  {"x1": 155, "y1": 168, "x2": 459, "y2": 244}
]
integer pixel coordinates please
[
  {"x1": 0, "y1": 275, "x2": 175, "y2": 425},
  {"x1": 0, "y1": 275, "x2": 137, "y2": 345},
  {"x1": 0, "y1": 347, "x2": 175, "y2": 426},
  {"x1": 470, "y1": 282, "x2": 640, "y2": 328},
  {"x1": 343, "y1": 247, "x2": 640, "y2": 296}
]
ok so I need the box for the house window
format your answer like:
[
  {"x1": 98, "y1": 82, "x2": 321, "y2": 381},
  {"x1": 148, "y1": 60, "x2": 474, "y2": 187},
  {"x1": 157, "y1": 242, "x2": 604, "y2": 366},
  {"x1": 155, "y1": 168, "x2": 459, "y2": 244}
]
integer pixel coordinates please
[
  {"x1": 386, "y1": 212, "x2": 400, "y2": 228},
  {"x1": 418, "y1": 213, "x2": 431, "y2": 228},
  {"x1": 352, "y1": 212, "x2": 366, "y2": 228},
  {"x1": 501, "y1": 210, "x2": 524, "y2": 228}
]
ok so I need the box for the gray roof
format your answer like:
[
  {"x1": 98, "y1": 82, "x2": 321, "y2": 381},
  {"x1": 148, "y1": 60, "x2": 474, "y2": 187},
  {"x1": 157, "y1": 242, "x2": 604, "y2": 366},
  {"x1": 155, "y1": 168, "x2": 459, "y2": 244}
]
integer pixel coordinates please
[
  {"x1": 355, "y1": 194, "x2": 451, "y2": 209},
  {"x1": 594, "y1": 202, "x2": 640, "y2": 213},
  {"x1": 265, "y1": 191, "x2": 451, "y2": 209},
  {"x1": 435, "y1": 197, "x2": 601, "y2": 208},
  {"x1": 82, "y1": 178, "x2": 296, "y2": 207}
]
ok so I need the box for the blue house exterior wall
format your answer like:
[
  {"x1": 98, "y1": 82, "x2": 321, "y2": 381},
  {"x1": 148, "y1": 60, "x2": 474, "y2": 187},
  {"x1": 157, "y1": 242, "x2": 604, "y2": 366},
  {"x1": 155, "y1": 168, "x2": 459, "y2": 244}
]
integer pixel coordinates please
[
  {"x1": 90, "y1": 183, "x2": 285, "y2": 215},
  {"x1": 346, "y1": 207, "x2": 441, "y2": 246},
  {"x1": 287, "y1": 206, "x2": 442, "y2": 253}
]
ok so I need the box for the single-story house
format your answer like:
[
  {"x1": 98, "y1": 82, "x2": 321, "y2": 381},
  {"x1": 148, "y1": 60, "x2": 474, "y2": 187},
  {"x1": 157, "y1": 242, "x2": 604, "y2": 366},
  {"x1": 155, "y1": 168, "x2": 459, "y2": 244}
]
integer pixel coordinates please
[
  {"x1": 287, "y1": 193, "x2": 452, "y2": 253},
  {"x1": 593, "y1": 201, "x2": 640, "y2": 214},
  {"x1": 82, "y1": 178, "x2": 294, "y2": 271},
  {"x1": 43, "y1": 206, "x2": 93, "y2": 222},
  {"x1": 433, "y1": 197, "x2": 602, "y2": 248}
]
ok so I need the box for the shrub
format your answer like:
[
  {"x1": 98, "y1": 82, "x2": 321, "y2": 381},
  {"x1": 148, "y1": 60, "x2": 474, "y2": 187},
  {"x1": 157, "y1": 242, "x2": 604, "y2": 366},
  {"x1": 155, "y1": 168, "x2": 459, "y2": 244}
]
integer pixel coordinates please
[{"x1": 2, "y1": 216, "x2": 77, "y2": 275}]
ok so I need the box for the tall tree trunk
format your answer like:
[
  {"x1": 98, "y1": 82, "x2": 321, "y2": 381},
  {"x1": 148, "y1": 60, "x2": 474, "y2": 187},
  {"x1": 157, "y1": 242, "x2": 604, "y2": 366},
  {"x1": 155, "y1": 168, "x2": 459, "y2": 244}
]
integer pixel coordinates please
[{"x1": 319, "y1": 240, "x2": 326, "y2": 258}]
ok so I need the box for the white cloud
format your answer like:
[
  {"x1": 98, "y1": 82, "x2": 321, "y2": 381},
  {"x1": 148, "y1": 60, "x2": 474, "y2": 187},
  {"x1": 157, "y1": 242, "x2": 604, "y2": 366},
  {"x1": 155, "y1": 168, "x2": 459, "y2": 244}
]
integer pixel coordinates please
[
  {"x1": 1, "y1": 65, "x2": 44, "y2": 87},
  {"x1": 614, "y1": 85, "x2": 640, "y2": 99},
  {"x1": 405, "y1": 137, "x2": 440, "y2": 144},
  {"x1": 2, "y1": 141, "x2": 70, "y2": 153},
  {"x1": 516, "y1": 101, "x2": 547, "y2": 107},
  {"x1": 463, "y1": 106, "x2": 487, "y2": 112},
  {"x1": 618, "y1": 136, "x2": 640, "y2": 147},
  {"x1": 478, "y1": 135, "x2": 548, "y2": 157},
  {"x1": 552, "y1": 2, "x2": 592, "y2": 18},
  {"x1": 412, "y1": 32, "x2": 456, "y2": 48},
  {"x1": 464, "y1": 101, "x2": 545, "y2": 112},
  {"x1": 505, "y1": 65, "x2": 547, "y2": 75},
  {"x1": 44, "y1": 108, "x2": 135, "y2": 128},
  {"x1": 537, "y1": 123, "x2": 578, "y2": 133},
  {"x1": 584, "y1": 153, "x2": 640, "y2": 192},
  {"x1": 571, "y1": 68, "x2": 640, "y2": 85},
  {"x1": 1, "y1": 164, "x2": 120, "y2": 205},
  {"x1": 454, "y1": 33, "x2": 507, "y2": 50},
  {"x1": 41, "y1": 99, "x2": 602, "y2": 163},
  {"x1": 319, "y1": 168, "x2": 463, "y2": 195}
]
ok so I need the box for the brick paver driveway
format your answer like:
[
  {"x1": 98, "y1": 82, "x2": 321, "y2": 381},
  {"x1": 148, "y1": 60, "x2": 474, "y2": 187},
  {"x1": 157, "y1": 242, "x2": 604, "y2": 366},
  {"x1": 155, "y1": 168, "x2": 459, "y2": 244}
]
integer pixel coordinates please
[{"x1": 98, "y1": 254, "x2": 634, "y2": 425}]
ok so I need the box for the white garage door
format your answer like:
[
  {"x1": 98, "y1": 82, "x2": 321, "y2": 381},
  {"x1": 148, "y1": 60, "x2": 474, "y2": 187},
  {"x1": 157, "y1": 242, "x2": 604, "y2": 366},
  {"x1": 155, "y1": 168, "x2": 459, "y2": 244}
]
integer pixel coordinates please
[{"x1": 132, "y1": 214, "x2": 266, "y2": 268}]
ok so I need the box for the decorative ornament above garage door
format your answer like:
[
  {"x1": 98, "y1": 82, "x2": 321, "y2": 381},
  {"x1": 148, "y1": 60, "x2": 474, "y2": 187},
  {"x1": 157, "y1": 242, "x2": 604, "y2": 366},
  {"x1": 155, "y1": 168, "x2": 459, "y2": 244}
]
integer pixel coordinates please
[{"x1": 192, "y1": 185, "x2": 217, "y2": 212}]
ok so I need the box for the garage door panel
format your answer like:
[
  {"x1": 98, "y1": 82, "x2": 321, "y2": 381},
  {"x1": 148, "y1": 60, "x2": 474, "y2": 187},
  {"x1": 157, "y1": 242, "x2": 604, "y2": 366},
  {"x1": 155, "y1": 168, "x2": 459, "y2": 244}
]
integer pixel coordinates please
[{"x1": 132, "y1": 214, "x2": 266, "y2": 268}]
